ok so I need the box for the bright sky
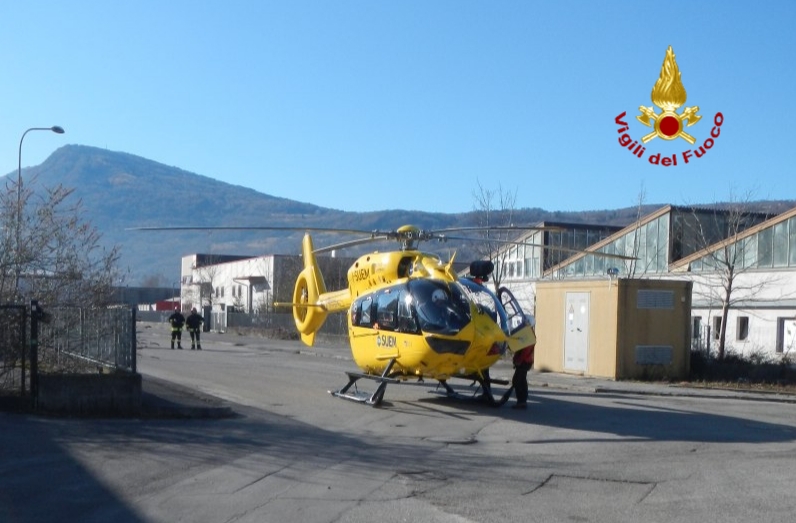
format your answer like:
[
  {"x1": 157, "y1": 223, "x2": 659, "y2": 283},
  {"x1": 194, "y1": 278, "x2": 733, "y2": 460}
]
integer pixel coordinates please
[{"x1": 1, "y1": 1, "x2": 793, "y2": 214}]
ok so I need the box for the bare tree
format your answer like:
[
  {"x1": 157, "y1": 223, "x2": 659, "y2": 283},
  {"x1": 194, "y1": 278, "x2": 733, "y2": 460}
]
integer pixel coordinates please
[
  {"x1": 253, "y1": 257, "x2": 275, "y2": 315},
  {"x1": 0, "y1": 179, "x2": 120, "y2": 306},
  {"x1": 231, "y1": 287, "x2": 245, "y2": 311},
  {"x1": 621, "y1": 186, "x2": 671, "y2": 279},
  {"x1": 471, "y1": 179, "x2": 518, "y2": 291},
  {"x1": 686, "y1": 194, "x2": 785, "y2": 359},
  {"x1": 194, "y1": 261, "x2": 220, "y2": 310},
  {"x1": 626, "y1": 187, "x2": 647, "y2": 278}
]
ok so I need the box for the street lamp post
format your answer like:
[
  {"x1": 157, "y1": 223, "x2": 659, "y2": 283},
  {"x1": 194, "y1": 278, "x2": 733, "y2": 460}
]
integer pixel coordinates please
[{"x1": 15, "y1": 126, "x2": 65, "y2": 298}]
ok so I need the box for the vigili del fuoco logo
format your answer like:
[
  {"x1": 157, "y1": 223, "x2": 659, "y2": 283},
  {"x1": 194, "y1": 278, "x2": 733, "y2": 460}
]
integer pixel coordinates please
[{"x1": 615, "y1": 46, "x2": 723, "y2": 167}]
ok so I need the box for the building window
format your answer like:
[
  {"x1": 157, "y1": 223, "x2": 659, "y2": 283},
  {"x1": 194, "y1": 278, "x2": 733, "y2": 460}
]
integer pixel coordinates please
[
  {"x1": 713, "y1": 316, "x2": 722, "y2": 340},
  {"x1": 692, "y1": 316, "x2": 702, "y2": 339},
  {"x1": 789, "y1": 216, "x2": 796, "y2": 266},
  {"x1": 773, "y1": 222, "x2": 788, "y2": 267},
  {"x1": 737, "y1": 316, "x2": 749, "y2": 341},
  {"x1": 775, "y1": 317, "x2": 795, "y2": 354},
  {"x1": 757, "y1": 228, "x2": 773, "y2": 267}
]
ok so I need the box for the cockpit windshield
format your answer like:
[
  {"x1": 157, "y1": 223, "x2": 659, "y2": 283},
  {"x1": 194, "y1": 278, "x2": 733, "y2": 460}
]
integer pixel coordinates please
[
  {"x1": 457, "y1": 277, "x2": 510, "y2": 334},
  {"x1": 349, "y1": 278, "x2": 511, "y2": 337},
  {"x1": 407, "y1": 279, "x2": 471, "y2": 335}
]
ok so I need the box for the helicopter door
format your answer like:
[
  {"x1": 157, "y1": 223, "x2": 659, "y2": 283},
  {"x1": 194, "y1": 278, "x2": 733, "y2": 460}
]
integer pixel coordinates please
[{"x1": 497, "y1": 287, "x2": 536, "y2": 353}]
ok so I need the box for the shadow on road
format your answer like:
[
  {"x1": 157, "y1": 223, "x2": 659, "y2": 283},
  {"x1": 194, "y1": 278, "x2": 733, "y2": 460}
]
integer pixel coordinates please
[
  {"x1": 410, "y1": 389, "x2": 796, "y2": 444},
  {"x1": 5, "y1": 377, "x2": 796, "y2": 522},
  {"x1": 0, "y1": 414, "x2": 148, "y2": 523}
]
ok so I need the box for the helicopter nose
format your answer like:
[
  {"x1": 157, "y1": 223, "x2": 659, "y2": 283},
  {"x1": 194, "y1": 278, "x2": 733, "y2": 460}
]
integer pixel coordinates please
[{"x1": 425, "y1": 336, "x2": 470, "y2": 355}]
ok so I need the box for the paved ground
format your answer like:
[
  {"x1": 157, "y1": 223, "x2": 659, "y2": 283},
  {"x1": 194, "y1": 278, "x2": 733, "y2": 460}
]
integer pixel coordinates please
[
  {"x1": 137, "y1": 327, "x2": 796, "y2": 417},
  {"x1": 3, "y1": 324, "x2": 796, "y2": 523}
]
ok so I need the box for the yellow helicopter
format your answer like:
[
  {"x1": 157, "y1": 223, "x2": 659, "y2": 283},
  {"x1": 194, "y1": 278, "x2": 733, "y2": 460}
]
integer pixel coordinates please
[
  {"x1": 277, "y1": 225, "x2": 543, "y2": 407},
  {"x1": 134, "y1": 223, "x2": 632, "y2": 407}
]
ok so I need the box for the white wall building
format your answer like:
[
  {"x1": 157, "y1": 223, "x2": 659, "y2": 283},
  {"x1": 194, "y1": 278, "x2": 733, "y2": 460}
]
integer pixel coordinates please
[
  {"x1": 494, "y1": 205, "x2": 796, "y2": 358},
  {"x1": 480, "y1": 222, "x2": 621, "y2": 313},
  {"x1": 668, "y1": 206, "x2": 796, "y2": 357},
  {"x1": 178, "y1": 252, "x2": 353, "y2": 314}
]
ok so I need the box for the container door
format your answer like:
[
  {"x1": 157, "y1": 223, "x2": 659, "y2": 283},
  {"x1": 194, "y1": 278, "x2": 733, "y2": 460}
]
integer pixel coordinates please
[{"x1": 564, "y1": 292, "x2": 589, "y2": 372}]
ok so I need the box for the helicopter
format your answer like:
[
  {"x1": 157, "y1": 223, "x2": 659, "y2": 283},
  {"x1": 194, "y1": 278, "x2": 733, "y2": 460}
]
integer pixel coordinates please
[
  {"x1": 278, "y1": 225, "x2": 544, "y2": 407},
  {"x1": 133, "y1": 223, "x2": 634, "y2": 407}
]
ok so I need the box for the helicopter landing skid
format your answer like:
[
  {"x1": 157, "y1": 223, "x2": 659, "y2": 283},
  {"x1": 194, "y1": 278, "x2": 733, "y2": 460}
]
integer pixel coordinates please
[
  {"x1": 329, "y1": 359, "x2": 398, "y2": 407},
  {"x1": 431, "y1": 377, "x2": 513, "y2": 407}
]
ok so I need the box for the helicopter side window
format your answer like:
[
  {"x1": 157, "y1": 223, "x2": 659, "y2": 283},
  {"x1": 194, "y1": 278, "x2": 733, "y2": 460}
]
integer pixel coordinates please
[
  {"x1": 357, "y1": 296, "x2": 374, "y2": 327},
  {"x1": 376, "y1": 289, "x2": 399, "y2": 331},
  {"x1": 397, "y1": 289, "x2": 420, "y2": 334},
  {"x1": 350, "y1": 301, "x2": 361, "y2": 325}
]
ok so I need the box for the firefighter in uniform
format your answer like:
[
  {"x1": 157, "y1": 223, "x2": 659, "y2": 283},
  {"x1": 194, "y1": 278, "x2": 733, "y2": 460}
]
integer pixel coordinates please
[
  {"x1": 510, "y1": 315, "x2": 537, "y2": 410},
  {"x1": 186, "y1": 307, "x2": 205, "y2": 350},
  {"x1": 168, "y1": 307, "x2": 186, "y2": 349},
  {"x1": 511, "y1": 344, "x2": 534, "y2": 409}
]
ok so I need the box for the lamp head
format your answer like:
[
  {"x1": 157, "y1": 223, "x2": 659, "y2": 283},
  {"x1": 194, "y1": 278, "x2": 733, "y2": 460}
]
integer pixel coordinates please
[{"x1": 51, "y1": 126, "x2": 65, "y2": 134}]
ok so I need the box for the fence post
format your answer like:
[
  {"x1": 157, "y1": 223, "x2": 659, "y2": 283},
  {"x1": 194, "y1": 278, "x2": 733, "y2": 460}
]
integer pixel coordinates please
[
  {"x1": 131, "y1": 307, "x2": 137, "y2": 374},
  {"x1": 19, "y1": 305, "x2": 27, "y2": 397},
  {"x1": 29, "y1": 300, "x2": 41, "y2": 409}
]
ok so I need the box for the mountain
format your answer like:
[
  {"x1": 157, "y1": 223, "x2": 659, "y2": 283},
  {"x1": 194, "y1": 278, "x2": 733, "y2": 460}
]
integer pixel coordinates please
[
  {"x1": 7, "y1": 145, "x2": 796, "y2": 285},
  {"x1": 8, "y1": 145, "x2": 475, "y2": 285}
]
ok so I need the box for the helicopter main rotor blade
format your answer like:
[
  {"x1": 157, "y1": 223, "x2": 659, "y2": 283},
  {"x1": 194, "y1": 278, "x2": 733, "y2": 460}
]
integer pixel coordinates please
[
  {"x1": 313, "y1": 235, "x2": 393, "y2": 254},
  {"x1": 129, "y1": 223, "x2": 631, "y2": 258},
  {"x1": 128, "y1": 224, "x2": 564, "y2": 236},
  {"x1": 440, "y1": 235, "x2": 637, "y2": 261},
  {"x1": 430, "y1": 225, "x2": 565, "y2": 234},
  {"x1": 127, "y1": 226, "x2": 379, "y2": 234}
]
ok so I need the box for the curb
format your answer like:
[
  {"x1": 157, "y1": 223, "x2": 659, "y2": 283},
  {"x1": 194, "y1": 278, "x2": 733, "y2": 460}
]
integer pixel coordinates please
[
  {"x1": 140, "y1": 376, "x2": 237, "y2": 419},
  {"x1": 529, "y1": 379, "x2": 796, "y2": 404}
]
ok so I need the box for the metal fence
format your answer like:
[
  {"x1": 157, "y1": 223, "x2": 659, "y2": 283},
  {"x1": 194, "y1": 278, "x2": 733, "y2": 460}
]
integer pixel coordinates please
[
  {"x1": 224, "y1": 311, "x2": 297, "y2": 331},
  {"x1": 0, "y1": 305, "x2": 28, "y2": 396},
  {"x1": 40, "y1": 306, "x2": 137, "y2": 374},
  {"x1": 1, "y1": 304, "x2": 136, "y2": 399},
  {"x1": 224, "y1": 311, "x2": 347, "y2": 336},
  {"x1": 691, "y1": 323, "x2": 711, "y2": 354},
  {"x1": 137, "y1": 309, "x2": 348, "y2": 338},
  {"x1": 136, "y1": 310, "x2": 177, "y2": 323}
]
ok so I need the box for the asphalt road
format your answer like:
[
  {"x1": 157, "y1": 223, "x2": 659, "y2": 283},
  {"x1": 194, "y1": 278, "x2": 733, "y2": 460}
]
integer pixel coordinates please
[{"x1": 2, "y1": 325, "x2": 796, "y2": 523}]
